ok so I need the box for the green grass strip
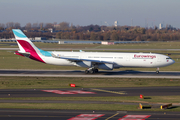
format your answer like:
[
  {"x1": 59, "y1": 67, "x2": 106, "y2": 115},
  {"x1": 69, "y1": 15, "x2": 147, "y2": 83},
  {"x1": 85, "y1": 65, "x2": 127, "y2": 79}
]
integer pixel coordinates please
[
  {"x1": 0, "y1": 77, "x2": 180, "y2": 89},
  {"x1": 0, "y1": 103, "x2": 179, "y2": 111},
  {"x1": 1, "y1": 96, "x2": 180, "y2": 104}
]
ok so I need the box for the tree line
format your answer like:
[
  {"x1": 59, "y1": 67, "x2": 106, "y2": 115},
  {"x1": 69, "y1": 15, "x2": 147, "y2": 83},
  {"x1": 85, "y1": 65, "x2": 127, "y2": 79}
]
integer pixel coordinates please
[{"x1": 0, "y1": 22, "x2": 179, "y2": 41}]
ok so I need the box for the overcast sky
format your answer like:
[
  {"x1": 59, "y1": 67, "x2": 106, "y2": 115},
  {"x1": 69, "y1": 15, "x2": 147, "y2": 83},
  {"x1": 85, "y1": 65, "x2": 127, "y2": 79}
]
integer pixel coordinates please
[{"x1": 0, "y1": 0, "x2": 180, "y2": 28}]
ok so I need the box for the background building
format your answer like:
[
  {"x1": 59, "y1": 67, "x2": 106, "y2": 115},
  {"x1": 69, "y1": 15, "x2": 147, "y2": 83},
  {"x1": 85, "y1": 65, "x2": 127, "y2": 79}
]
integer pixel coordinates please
[
  {"x1": 159, "y1": 23, "x2": 163, "y2": 29},
  {"x1": 114, "y1": 21, "x2": 118, "y2": 27}
]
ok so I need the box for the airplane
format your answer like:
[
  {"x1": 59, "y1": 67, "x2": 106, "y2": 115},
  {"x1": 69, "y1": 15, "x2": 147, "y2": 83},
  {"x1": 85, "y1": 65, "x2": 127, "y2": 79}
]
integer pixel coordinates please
[{"x1": 12, "y1": 29, "x2": 175, "y2": 74}]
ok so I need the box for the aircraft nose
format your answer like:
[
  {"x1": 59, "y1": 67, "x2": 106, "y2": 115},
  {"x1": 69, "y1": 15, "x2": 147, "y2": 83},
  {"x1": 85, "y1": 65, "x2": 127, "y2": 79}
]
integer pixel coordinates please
[{"x1": 170, "y1": 59, "x2": 175, "y2": 65}]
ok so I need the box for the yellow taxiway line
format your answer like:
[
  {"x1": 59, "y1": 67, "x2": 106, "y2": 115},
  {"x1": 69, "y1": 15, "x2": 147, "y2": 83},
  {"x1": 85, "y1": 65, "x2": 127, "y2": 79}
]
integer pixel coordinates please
[
  {"x1": 105, "y1": 113, "x2": 119, "y2": 120},
  {"x1": 92, "y1": 88, "x2": 126, "y2": 95}
]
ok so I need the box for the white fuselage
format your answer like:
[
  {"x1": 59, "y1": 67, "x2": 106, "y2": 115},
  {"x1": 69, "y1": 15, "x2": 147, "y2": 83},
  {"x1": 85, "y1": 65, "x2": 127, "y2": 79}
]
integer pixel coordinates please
[
  {"x1": 39, "y1": 51, "x2": 175, "y2": 69},
  {"x1": 12, "y1": 29, "x2": 175, "y2": 72}
]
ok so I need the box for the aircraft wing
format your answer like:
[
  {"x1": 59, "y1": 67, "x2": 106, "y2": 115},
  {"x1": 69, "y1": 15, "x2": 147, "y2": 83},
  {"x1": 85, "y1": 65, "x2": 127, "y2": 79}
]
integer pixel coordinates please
[{"x1": 52, "y1": 54, "x2": 113, "y2": 64}]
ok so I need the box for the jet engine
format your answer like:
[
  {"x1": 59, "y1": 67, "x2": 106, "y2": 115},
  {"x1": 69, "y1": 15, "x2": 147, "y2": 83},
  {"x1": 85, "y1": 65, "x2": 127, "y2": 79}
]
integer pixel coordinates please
[
  {"x1": 75, "y1": 61, "x2": 92, "y2": 68},
  {"x1": 98, "y1": 63, "x2": 113, "y2": 70}
]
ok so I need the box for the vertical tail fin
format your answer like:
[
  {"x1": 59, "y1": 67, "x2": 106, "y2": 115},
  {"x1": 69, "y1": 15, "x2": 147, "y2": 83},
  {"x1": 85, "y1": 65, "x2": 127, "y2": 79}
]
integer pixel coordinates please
[
  {"x1": 12, "y1": 29, "x2": 39, "y2": 53},
  {"x1": 12, "y1": 29, "x2": 45, "y2": 63}
]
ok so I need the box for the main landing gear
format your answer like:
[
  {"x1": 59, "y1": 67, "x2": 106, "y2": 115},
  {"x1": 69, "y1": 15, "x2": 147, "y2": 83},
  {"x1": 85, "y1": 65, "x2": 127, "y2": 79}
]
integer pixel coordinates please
[
  {"x1": 156, "y1": 67, "x2": 159, "y2": 74},
  {"x1": 85, "y1": 68, "x2": 98, "y2": 74}
]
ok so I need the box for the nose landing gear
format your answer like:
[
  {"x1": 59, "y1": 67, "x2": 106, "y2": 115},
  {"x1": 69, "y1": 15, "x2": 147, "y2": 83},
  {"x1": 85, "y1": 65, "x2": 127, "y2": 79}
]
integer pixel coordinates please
[{"x1": 156, "y1": 67, "x2": 159, "y2": 74}]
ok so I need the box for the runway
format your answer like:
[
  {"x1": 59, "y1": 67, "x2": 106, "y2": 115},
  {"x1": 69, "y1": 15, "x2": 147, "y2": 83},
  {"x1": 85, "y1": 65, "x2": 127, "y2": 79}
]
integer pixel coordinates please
[
  {"x1": 0, "y1": 69, "x2": 180, "y2": 78},
  {"x1": 0, "y1": 109, "x2": 180, "y2": 120},
  {"x1": 1, "y1": 87, "x2": 180, "y2": 98}
]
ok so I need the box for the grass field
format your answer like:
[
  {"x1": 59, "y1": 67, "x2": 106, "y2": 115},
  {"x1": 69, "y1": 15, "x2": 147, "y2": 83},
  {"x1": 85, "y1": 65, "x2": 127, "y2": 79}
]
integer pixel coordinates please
[
  {"x1": 1, "y1": 96, "x2": 180, "y2": 104},
  {"x1": 0, "y1": 103, "x2": 145, "y2": 111},
  {"x1": 33, "y1": 41, "x2": 180, "y2": 50},
  {"x1": 1, "y1": 41, "x2": 180, "y2": 49},
  {"x1": 0, "y1": 77, "x2": 180, "y2": 89},
  {"x1": 0, "y1": 103, "x2": 179, "y2": 111}
]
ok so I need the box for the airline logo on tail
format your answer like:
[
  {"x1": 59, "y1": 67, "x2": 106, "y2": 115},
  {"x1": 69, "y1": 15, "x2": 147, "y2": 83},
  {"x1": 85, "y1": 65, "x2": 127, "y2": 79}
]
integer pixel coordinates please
[{"x1": 12, "y1": 29, "x2": 45, "y2": 63}]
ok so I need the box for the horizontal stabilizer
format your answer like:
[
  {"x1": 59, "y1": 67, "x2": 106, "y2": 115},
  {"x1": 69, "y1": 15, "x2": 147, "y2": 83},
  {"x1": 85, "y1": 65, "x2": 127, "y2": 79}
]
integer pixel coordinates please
[{"x1": 15, "y1": 51, "x2": 30, "y2": 57}]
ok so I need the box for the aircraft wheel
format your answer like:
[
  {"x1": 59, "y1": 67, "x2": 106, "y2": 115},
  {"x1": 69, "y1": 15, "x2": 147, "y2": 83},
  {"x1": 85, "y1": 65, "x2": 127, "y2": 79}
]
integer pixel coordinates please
[
  {"x1": 156, "y1": 67, "x2": 159, "y2": 74},
  {"x1": 94, "y1": 69, "x2": 98, "y2": 73},
  {"x1": 85, "y1": 70, "x2": 89, "y2": 74},
  {"x1": 89, "y1": 70, "x2": 94, "y2": 74}
]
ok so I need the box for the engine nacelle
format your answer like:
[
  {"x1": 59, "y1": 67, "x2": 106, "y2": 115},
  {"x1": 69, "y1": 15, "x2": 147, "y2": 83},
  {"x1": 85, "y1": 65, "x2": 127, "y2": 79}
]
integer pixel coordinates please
[
  {"x1": 75, "y1": 61, "x2": 92, "y2": 68},
  {"x1": 98, "y1": 63, "x2": 113, "y2": 70}
]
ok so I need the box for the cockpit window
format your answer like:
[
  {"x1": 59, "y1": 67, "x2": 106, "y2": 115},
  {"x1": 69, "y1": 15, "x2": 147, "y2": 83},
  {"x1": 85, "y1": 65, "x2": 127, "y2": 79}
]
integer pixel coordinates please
[{"x1": 166, "y1": 57, "x2": 172, "y2": 59}]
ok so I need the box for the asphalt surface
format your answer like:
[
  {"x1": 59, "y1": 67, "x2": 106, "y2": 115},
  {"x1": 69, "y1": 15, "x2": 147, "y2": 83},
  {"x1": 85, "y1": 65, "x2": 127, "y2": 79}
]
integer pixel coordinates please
[
  {"x1": 1, "y1": 87, "x2": 180, "y2": 98},
  {"x1": 0, "y1": 69, "x2": 180, "y2": 78},
  {"x1": 0, "y1": 109, "x2": 180, "y2": 120}
]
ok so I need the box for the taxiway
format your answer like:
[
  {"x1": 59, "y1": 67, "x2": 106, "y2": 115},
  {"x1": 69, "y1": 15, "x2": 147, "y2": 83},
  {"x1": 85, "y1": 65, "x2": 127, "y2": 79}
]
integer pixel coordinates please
[
  {"x1": 0, "y1": 109, "x2": 180, "y2": 120},
  {"x1": 0, "y1": 69, "x2": 180, "y2": 78},
  {"x1": 0, "y1": 87, "x2": 180, "y2": 98}
]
